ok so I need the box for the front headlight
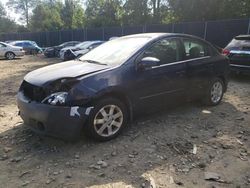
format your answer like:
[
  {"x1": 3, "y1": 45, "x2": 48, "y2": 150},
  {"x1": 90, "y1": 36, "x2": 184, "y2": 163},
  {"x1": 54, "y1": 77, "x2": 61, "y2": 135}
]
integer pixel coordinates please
[{"x1": 41, "y1": 92, "x2": 68, "y2": 105}]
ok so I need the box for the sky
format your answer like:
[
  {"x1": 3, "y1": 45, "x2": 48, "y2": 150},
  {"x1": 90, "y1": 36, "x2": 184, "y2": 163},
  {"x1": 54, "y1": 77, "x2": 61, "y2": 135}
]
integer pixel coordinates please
[
  {"x1": 1, "y1": 0, "x2": 85, "y2": 25},
  {"x1": 2, "y1": 0, "x2": 21, "y2": 23}
]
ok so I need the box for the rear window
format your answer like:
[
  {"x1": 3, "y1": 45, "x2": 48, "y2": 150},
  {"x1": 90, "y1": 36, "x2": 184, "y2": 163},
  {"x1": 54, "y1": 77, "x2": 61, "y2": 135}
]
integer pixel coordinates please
[
  {"x1": 15, "y1": 42, "x2": 23, "y2": 47},
  {"x1": 226, "y1": 38, "x2": 250, "y2": 49}
]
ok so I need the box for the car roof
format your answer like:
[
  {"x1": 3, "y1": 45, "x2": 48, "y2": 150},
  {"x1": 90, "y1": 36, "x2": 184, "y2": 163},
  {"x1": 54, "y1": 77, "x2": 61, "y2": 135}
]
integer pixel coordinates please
[
  {"x1": 0, "y1": 41, "x2": 7, "y2": 44},
  {"x1": 119, "y1": 33, "x2": 201, "y2": 40},
  {"x1": 11, "y1": 40, "x2": 36, "y2": 44},
  {"x1": 12, "y1": 40, "x2": 33, "y2": 42}
]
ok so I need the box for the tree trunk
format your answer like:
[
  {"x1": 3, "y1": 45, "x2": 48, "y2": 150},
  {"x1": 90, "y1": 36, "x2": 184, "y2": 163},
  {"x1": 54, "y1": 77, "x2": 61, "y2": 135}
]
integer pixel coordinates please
[{"x1": 25, "y1": 0, "x2": 29, "y2": 27}]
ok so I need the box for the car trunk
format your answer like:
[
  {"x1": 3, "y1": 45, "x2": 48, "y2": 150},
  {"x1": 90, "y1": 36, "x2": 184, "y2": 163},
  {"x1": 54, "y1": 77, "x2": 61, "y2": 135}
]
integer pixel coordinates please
[
  {"x1": 229, "y1": 51, "x2": 250, "y2": 66},
  {"x1": 226, "y1": 37, "x2": 250, "y2": 66}
]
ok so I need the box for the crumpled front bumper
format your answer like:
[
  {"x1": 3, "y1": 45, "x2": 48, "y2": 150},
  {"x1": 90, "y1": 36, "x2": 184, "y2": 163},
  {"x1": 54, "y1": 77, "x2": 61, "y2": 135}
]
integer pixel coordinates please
[{"x1": 17, "y1": 92, "x2": 92, "y2": 141}]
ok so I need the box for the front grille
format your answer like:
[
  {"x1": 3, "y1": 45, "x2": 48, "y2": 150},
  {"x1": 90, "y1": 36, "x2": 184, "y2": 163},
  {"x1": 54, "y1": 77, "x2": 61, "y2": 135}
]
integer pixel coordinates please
[{"x1": 20, "y1": 81, "x2": 46, "y2": 102}]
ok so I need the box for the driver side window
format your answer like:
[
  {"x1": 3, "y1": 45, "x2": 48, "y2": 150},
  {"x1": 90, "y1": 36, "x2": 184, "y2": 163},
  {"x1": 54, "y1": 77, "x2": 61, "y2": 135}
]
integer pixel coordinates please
[{"x1": 143, "y1": 38, "x2": 180, "y2": 65}]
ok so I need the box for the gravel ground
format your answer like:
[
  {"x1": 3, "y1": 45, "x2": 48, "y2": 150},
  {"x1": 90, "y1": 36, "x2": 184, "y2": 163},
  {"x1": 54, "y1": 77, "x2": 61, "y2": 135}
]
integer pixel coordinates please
[{"x1": 0, "y1": 56, "x2": 249, "y2": 188}]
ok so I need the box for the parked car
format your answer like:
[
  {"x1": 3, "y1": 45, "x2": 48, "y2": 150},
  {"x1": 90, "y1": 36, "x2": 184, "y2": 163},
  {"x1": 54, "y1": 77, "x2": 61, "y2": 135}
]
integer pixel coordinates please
[
  {"x1": 59, "y1": 41, "x2": 103, "y2": 61},
  {"x1": 0, "y1": 42, "x2": 25, "y2": 60},
  {"x1": 5, "y1": 40, "x2": 15, "y2": 44},
  {"x1": 10, "y1": 40, "x2": 43, "y2": 55},
  {"x1": 223, "y1": 35, "x2": 250, "y2": 74},
  {"x1": 64, "y1": 41, "x2": 105, "y2": 61},
  {"x1": 17, "y1": 33, "x2": 229, "y2": 141},
  {"x1": 44, "y1": 41, "x2": 81, "y2": 58}
]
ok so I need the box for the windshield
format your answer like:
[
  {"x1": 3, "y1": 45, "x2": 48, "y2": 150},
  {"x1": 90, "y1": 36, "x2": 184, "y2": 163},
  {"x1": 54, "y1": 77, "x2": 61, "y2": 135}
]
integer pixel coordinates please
[
  {"x1": 226, "y1": 38, "x2": 250, "y2": 49},
  {"x1": 75, "y1": 41, "x2": 91, "y2": 49},
  {"x1": 79, "y1": 37, "x2": 152, "y2": 66}
]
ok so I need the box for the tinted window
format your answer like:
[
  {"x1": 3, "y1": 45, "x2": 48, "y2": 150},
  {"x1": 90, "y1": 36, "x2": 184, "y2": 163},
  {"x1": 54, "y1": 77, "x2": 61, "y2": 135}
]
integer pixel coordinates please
[
  {"x1": 143, "y1": 38, "x2": 180, "y2": 65},
  {"x1": 182, "y1": 39, "x2": 210, "y2": 59},
  {"x1": 15, "y1": 42, "x2": 23, "y2": 47},
  {"x1": 24, "y1": 42, "x2": 33, "y2": 46}
]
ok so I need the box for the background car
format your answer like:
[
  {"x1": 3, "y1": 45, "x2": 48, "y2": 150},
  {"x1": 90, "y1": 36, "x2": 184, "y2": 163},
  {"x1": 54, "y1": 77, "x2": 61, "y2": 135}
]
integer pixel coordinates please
[
  {"x1": 10, "y1": 40, "x2": 43, "y2": 55},
  {"x1": 0, "y1": 42, "x2": 25, "y2": 60},
  {"x1": 60, "y1": 41, "x2": 103, "y2": 61},
  {"x1": 44, "y1": 41, "x2": 81, "y2": 58},
  {"x1": 64, "y1": 41, "x2": 105, "y2": 61},
  {"x1": 223, "y1": 35, "x2": 250, "y2": 74}
]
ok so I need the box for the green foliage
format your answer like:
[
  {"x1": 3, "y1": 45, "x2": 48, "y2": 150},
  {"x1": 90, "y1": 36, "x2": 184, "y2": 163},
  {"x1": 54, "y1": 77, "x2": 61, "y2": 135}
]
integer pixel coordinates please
[
  {"x1": 30, "y1": 0, "x2": 84, "y2": 31},
  {"x1": 121, "y1": 0, "x2": 150, "y2": 26},
  {"x1": 1, "y1": 0, "x2": 250, "y2": 33},
  {"x1": 0, "y1": 2, "x2": 6, "y2": 17},
  {"x1": 30, "y1": 2, "x2": 63, "y2": 31},
  {"x1": 61, "y1": 0, "x2": 85, "y2": 29},
  {"x1": 168, "y1": 0, "x2": 250, "y2": 22},
  {"x1": 85, "y1": 0, "x2": 121, "y2": 27},
  {"x1": 72, "y1": 6, "x2": 85, "y2": 28},
  {"x1": 0, "y1": 2, "x2": 21, "y2": 34}
]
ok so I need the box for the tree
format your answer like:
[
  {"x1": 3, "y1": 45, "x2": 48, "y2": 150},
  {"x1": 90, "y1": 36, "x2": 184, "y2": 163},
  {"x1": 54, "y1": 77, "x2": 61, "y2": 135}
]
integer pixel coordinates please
[
  {"x1": 85, "y1": 0, "x2": 121, "y2": 27},
  {"x1": 0, "y1": 2, "x2": 20, "y2": 34},
  {"x1": 167, "y1": 0, "x2": 250, "y2": 22},
  {"x1": 7, "y1": 0, "x2": 38, "y2": 27},
  {"x1": 0, "y1": 2, "x2": 6, "y2": 17},
  {"x1": 61, "y1": 0, "x2": 85, "y2": 29},
  {"x1": 72, "y1": 6, "x2": 85, "y2": 29},
  {"x1": 30, "y1": 2, "x2": 64, "y2": 31},
  {"x1": 122, "y1": 0, "x2": 150, "y2": 26}
]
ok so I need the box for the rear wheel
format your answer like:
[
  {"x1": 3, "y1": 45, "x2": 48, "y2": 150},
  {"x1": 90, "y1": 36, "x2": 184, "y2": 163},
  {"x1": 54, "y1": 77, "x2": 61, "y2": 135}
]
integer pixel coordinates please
[
  {"x1": 203, "y1": 78, "x2": 224, "y2": 106},
  {"x1": 5, "y1": 52, "x2": 15, "y2": 60},
  {"x1": 85, "y1": 98, "x2": 128, "y2": 141}
]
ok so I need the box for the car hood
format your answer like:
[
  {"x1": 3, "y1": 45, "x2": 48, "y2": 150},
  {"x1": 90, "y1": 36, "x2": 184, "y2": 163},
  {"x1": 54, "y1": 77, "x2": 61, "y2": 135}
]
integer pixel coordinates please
[
  {"x1": 45, "y1": 47, "x2": 54, "y2": 51},
  {"x1": 74, "y1": 49, "x2": 89, "y2": 56},
  {"x1": 61, "y1": 47, "x2": 73, "y2": 52},
  {"x1": 24, "y1": 60, "x2": 108, "y2": 86}
]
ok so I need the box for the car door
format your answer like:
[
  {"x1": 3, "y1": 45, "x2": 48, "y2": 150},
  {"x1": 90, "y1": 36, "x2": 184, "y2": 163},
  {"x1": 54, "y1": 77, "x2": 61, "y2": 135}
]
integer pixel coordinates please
[
  {"x1": 132, "y1": 37, "x2": 188, "y2": 112},
  {"x1": 180, "y1": 37, "x2": 215, "y2": 97},
  {"x1": 0, "y1": 43, "x2": 7, "y2": 57}
]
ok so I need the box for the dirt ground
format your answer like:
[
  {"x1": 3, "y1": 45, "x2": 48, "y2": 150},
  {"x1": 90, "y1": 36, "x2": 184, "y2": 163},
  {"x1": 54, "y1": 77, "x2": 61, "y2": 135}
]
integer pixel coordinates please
[{"x1": 0, "y1": 56, "x2": 249, "y2": 188}]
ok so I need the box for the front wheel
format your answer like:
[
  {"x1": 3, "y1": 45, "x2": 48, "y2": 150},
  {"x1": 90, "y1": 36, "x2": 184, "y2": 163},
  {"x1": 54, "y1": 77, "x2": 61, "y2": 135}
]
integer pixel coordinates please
[
  {"x1": 5, "y1": 52, "x2": 15, "y2": 60},
  {"x1": 203, "y1": 78, "x2": 224, "y2": 106},
  {"x1": 85, "y1": 98, "x2": 128, "y2": 141}
]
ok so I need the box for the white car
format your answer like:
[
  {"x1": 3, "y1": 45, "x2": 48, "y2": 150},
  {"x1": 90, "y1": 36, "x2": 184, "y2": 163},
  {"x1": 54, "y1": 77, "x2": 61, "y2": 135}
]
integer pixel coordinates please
[
  {"x1": 0, "y1": 42, "x2": 25, "y2": 60},
  {"x1": 59, "y1": 41, "x2": 90, "y2": 60}
]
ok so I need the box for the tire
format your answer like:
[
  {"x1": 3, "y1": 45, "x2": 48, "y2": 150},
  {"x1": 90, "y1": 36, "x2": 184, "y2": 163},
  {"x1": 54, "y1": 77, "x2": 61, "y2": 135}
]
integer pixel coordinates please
[
  {"x1": 5, "y1": 52, "x2": 15, "y2": 60},
  {"x1": 85, "y1": 97, "x2": 128, "y2": 141},
  {"x1": 203, "y1": 78, "x2": 224, "y2": 106}
]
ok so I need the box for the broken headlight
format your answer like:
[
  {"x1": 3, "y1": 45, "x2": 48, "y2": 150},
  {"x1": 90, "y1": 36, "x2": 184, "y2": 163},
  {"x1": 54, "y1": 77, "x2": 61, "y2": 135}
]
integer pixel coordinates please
[{"x1": 41, "y1": 92, "x2": 68, "y2": 105}]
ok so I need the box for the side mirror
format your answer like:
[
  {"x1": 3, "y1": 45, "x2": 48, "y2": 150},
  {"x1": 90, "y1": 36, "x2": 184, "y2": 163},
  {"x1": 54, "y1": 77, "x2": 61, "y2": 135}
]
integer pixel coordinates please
[{"x1": 138, "y1": 57, "x2": 160, "y2": 70}]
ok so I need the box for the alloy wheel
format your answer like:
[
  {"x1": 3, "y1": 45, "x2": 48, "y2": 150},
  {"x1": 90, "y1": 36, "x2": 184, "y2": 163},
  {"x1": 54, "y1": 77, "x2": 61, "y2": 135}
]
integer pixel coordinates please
[
  {"x1": 93, "y1": 105, "x2": 123, "y2": 137},
  {"x1": 211, "y1": 81, "x2": 223, "y2": 104},
  {"x1": 6, "y1": 52, "x2": 15, "y2": 60}
]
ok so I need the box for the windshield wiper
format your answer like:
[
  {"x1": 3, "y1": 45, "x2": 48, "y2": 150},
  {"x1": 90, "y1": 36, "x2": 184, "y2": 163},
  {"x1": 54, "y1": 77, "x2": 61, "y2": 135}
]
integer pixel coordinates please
[{"x1": 83, "y1": 59, "x2": 107, "y2": 65}]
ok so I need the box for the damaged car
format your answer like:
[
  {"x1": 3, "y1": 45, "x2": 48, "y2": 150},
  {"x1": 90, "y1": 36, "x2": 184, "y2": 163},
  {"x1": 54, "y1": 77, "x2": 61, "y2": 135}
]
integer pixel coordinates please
[{"x1": 17, "y1": 33, "x2": 229, "y2": 141}]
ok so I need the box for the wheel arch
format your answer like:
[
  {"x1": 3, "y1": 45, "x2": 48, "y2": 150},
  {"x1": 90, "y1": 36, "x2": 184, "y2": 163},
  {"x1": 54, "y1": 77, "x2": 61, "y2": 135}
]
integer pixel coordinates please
[
  {"x1": 217, "y1": 75, "x2": 227, "y2": 92},
  {"x1": 5, "y1": 51, "x2": 15, "y2": 57},
  {"x1": 94, "y1": 91, "x2": 133, "y2": 122}
]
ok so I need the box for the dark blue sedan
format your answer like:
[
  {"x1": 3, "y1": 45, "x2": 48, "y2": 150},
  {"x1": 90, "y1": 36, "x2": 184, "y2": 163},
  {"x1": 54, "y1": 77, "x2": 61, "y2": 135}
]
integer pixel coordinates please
[{"x1": 17, "y1": 33, "x2": 230, "y2": 141}]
